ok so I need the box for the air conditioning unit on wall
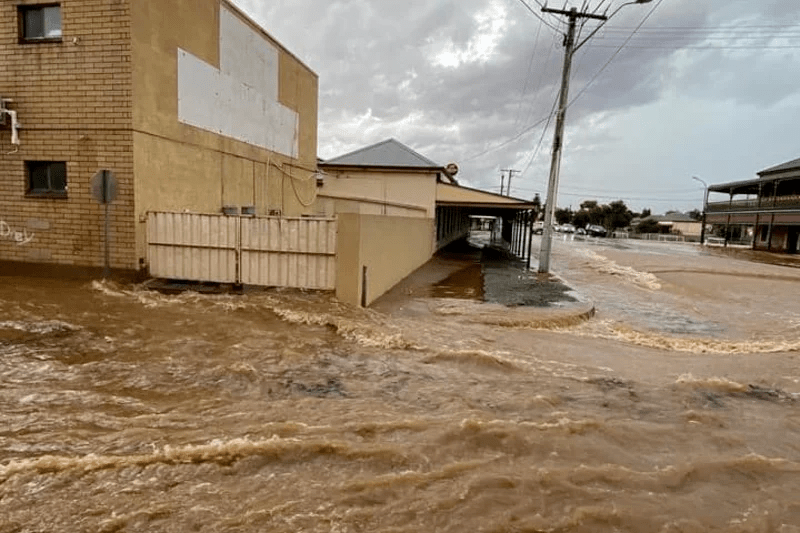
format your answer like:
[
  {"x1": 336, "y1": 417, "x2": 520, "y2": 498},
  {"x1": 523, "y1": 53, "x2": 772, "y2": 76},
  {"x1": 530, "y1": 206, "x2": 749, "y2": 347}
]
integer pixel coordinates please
[
  {"x1": 0, "y1": 98, "x2": 21, "y2": 145},
  {"x1": 0, "y1": 98, "x2": 7, "y2": 127}
]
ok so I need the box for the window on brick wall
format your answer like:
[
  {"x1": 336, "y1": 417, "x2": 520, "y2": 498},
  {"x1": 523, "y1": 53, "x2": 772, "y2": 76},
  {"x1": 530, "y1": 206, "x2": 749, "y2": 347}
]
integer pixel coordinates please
[
  {"x1": 19, "y1": 4, "x2": 62, "y2": 42},
  {"x1": 26, "y1": 161, "x2": 67, "y2": 197}
]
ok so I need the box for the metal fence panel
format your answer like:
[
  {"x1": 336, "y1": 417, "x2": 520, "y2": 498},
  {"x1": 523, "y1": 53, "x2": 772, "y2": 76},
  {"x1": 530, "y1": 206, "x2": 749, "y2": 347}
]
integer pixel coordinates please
[{"x1": 147, "y1": 212, "x2": 336, "y2": 290}]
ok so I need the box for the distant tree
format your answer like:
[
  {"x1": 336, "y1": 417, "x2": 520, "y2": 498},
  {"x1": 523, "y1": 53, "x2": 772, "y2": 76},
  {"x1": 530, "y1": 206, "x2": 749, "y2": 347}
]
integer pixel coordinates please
[
  {"x1": 554, "y1": 207, "x2": 572, "y2": 225},
  {"x1": 602, "y1": 200, "x2": 634, "y2": 231},
  {"x1": 639, "y1": 208, "x2": 652, "y2": 218},
  {"x1": 532, "y1": 193, "x2": 542, "y2": 210},
  {"x1": 635, "y1": 219, "x2": 662, "y2": 234},
  {"x1": 568, "y1": 199, "x2": 635, "y2": 231},
  {"x1": 573, "y1": 210, "x2": 590, "y2": 229},
  {"x1": 688, "y1": 209, "x2": 702, "y2": 221}
]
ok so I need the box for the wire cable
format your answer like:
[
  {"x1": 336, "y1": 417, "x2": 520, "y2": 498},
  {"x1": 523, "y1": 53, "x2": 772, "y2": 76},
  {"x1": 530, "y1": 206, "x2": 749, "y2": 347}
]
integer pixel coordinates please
[
  {"x1": 512, "y1": 14, "x2": 545, "y2": 131},
  {"x1": 520, "y1": 87, "x2": 560, "y2": 176},
  {"x1": 462, "y1": 112, "x2": 555, "y2": 162},
  {"x1": 567, "y1": 0, "x2": 664, "y2": 109},
  {"x1": 515, "y1": 0, "x2": 561, "y2": 33}
]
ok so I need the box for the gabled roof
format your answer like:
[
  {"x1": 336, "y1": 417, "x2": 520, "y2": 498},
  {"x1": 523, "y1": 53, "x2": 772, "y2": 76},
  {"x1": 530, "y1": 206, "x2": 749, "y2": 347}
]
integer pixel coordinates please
[
  {"x1": 758, "y1": 157, "x2": 800, "y2": 176},
  {"x1": 645, "y1": 212, "x2": 697, "y2": 223},
  {"x1": 320, "y1": 138, "x2": 442, "y2": 169}
]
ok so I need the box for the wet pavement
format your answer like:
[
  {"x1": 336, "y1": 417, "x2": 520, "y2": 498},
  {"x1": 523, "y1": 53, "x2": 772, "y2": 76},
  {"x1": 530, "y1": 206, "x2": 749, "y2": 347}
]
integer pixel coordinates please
[
  {"x1": 372, "y1": 238, "x2": 582, "y2": 312},
  {"x1": 480, "y1": 245, "x2": 577, "y2": 307}
]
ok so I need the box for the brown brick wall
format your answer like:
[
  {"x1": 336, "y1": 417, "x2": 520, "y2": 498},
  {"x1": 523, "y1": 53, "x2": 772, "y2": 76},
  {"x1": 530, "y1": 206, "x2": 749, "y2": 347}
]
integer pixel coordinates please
[{"x1": 0, "y1": 0, "x2": 135, "y2": 269}]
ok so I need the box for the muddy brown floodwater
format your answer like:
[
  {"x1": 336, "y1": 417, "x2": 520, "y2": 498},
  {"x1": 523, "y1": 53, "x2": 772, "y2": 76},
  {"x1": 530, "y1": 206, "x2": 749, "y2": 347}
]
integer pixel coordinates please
[{"x1": 2, "y1": 236, "x2": 800, "y2": 532}]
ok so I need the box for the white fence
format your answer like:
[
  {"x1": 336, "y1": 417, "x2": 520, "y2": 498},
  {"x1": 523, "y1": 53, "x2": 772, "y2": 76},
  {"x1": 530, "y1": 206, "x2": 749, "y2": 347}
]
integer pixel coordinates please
[
  {"x1": 147, "y1": 212, "x2": 337, "y2": 290},
  {"x1": 635, "y1": 233, "x2": 686, "y2": 242}
]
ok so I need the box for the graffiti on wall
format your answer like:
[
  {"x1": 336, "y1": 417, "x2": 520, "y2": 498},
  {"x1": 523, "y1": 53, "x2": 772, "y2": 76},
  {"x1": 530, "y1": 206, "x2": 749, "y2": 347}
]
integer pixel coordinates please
[{"x1": 0, "y1": 220, "x2": 35, "y2": 245}]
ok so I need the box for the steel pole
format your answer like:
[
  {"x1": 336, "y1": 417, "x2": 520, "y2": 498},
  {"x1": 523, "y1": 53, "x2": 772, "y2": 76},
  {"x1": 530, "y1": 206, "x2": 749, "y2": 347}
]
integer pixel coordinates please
[
  {"x1": 103, "y1": 170, "x2": 110, "y2": 278},
  {"x1": 538, "y1": 9, "x2": 578, "y2": 274}
]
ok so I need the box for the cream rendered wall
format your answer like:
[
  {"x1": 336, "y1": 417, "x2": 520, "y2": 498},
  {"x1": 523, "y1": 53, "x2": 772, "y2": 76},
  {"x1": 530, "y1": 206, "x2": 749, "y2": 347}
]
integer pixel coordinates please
[
  {"x1": 130, "y1": 0, "x2": 318, "y2": 265},
  {"x1": 318, "y1": 169, "x2": 437, "y2": 218},
  {"x1": 671, "y1": 221, "x2": 701, "y2": 237},
  {"x1": 336, "y1": 213, "x2": 435, "y2": 307}
]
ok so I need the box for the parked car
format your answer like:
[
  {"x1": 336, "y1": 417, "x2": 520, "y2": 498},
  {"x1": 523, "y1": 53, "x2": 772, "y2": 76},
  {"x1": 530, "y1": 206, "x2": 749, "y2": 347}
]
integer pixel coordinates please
[
  {"x1": 586, "y1": 224, "x2": 607, "y2": 237},
  {"x1": 576, "y1": 228, "x2": 586, "y2": 236},
  {"x1": 561, "y1": 223, "x2": 576, "y2": 233}
]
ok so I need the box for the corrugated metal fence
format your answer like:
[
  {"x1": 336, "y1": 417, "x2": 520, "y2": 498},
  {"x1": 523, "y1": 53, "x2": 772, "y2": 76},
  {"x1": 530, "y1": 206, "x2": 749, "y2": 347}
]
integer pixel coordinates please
[{"x1": 147, "y1": 212, "x2": 337, "y2": 290}]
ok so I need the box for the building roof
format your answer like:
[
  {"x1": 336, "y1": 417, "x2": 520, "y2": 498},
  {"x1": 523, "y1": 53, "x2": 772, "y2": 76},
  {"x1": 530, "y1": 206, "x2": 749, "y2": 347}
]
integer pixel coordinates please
[
  {"x1": 636, "y1": 213, "x2": 698, "y2": 224},
  {"x1": 660, "y1": 212, "x2": 697, "y2": 222},
  {"x1": 758, "y1": 156, "x2": 800, "y2": 176},
  {"x1": 321, "y1": 138, "x2": 442, "y2": 169},
  {"x1": 708, "y1": 178, "x2": 761, "y2": 194}
]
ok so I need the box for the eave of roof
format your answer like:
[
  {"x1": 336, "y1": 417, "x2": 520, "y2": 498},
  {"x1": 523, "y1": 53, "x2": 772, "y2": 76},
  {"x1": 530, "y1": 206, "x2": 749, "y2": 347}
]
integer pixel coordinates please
[
  {"x1": 758, "y1": 157, "x2": 800, "y2": 176},
  {"x1": 436, "y1": 182, "x2": 534, "y2": 208},
  {"x1": 318, "y1": 163, "x2": 443, "y2": 172},
  {"x1": 708, "y1": 177, "x2": 765, "y2": 193}
]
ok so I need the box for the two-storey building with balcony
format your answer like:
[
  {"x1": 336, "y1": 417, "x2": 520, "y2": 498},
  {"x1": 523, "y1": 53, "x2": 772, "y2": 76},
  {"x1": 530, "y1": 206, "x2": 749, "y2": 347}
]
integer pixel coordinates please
[{"x1": 705, "y1": 157, "x2": 800, "y2": 253}]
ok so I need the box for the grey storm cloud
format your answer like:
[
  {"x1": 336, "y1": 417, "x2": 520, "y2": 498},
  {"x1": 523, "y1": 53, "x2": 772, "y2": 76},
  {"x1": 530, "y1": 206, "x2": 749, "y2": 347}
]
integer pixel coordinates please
[{"x1": 236, "y1": 0, "x2": 800, "y2": 212}]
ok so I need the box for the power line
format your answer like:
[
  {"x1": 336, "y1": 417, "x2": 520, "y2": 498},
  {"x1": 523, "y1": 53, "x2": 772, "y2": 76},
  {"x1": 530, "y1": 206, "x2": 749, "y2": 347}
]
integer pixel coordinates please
[
  {"x1": 520, "y1": 87, "x2": 560, "y2": 176},
  {"x1": 521, "y1": 30, "x2": 559, "y2": 127},
  {"x1": 515, "y1": 0, "x2": 561, "y2": 33},
  {"x1": 588, "y1": 44, "x2": 800, "y2": 49},
  {"x1": 512, "y1": 12, "x2": 545, "y2": 131},
  {"x1": 518, "y1": 183, "x2": 704, "y2": 194},
  {"x1": 556, "y1": 191, "x2": 699, "y2": 201},
  {"x1": 601, "y1": 24, "x2": 800, "y2": 31},
  {"x1": 567, "y1": 0, "x2": 664, "y2": 110},
  {"x1": 462, "y1": 113, "x2": 553, "y2": 161},
  {"x1": 511, "y1": 187, "x2": 699, "y2": 202}
]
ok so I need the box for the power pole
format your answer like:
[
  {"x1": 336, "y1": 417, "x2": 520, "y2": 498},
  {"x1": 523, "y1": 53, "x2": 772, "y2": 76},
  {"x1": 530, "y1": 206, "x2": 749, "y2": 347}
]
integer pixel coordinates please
[
  {"x1": 537, "y1": 6, "x2": 606, "y2": 274},
  {"x1": 502, "y1": 169, "x2": 520, "y2": 197},
  {"x1": 500, "y1": 171, "x2": 506, "y2": 196}
]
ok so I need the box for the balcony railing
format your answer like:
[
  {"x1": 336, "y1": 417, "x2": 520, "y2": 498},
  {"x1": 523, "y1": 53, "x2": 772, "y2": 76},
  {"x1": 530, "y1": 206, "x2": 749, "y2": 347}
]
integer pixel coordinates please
[{"x1": 706, "y1": 195, "x2": 800, "y2": 213}]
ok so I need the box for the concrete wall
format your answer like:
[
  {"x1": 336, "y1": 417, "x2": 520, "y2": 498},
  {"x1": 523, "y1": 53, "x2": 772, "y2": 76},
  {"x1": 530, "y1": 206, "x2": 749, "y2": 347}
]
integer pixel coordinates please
[
  {"x1": 130, "y1": 0, "x2": 319, "y2": 266},
  {"x1": 317, "y1": 169, "x2": 437, "y2": 218},
  {"x1": 0, "y1": 0, "x2": 135, "y2": 268},
  {"x1": 336, "y1": 213, "x2": 434, "y2": 306}
]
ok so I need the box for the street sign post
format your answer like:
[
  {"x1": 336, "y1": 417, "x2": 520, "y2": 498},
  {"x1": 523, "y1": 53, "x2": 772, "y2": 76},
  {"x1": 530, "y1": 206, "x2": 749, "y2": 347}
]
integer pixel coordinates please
[{"x1": 90, "y1": 170, "x2": 118, "y2": 277}]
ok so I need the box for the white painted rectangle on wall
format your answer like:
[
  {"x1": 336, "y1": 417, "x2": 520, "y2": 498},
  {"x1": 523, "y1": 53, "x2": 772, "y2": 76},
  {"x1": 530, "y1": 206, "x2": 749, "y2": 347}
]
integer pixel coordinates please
[{"x1": 177, "y1": 6, "x2": 299, "y2": 157}]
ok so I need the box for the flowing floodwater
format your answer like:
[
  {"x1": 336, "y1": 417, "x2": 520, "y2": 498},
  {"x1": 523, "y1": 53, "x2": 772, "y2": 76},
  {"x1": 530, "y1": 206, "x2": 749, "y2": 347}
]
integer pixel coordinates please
[{"x1": 2, "y1": 237, "x2": 800, "y2": 532}]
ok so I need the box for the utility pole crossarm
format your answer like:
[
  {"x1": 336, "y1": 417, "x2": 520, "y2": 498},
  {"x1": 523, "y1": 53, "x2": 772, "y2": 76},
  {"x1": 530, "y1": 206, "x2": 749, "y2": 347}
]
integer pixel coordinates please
[{"x1": 541, "y1": 6, "x2": 607, "y2": 21}]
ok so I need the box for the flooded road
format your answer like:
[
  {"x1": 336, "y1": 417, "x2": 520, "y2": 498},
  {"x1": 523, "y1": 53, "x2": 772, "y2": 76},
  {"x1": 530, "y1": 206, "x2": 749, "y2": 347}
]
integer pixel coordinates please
[{"x1": 2, "y1": 237, "x2": 800, "y2": 532}]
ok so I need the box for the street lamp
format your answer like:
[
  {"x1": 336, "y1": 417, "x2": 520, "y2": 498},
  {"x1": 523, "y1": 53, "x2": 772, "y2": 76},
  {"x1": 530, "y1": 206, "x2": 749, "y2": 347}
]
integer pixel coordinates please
[
  {"x1": 692, "y1": 176, "x2": 708, "y2": 245},
  {"x1": 537, "y1": 0, "x2": 653, "y2": 274}
]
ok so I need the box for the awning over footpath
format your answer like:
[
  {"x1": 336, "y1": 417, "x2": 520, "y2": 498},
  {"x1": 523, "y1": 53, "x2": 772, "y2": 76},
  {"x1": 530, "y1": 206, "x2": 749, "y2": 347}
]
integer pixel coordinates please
[{"x1": 436, "y1": 183, "x2": 534, "y2": 211}]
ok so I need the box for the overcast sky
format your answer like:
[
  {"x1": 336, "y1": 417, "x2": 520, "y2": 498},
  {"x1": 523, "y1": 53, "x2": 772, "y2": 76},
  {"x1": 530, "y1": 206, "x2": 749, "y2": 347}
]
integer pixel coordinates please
[{"x1": 235, "y1": 0, "x2": 800, "y2": 214}]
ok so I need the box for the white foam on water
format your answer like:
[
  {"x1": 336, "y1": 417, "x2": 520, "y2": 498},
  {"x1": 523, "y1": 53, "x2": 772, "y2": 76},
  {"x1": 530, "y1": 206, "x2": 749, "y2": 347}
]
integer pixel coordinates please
[
  {"x1": 579, "y1": 250, "x2": 662, "y2": 290},
  {"x1": 0, "y1": 320, "x2": 81, "y2": 335},
  {"x1": 0, "y1": 435, "x2": 408, "y2": 482},
  {"x1": 674, "y1": 373, "x2": 748, "y2": 393}
]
